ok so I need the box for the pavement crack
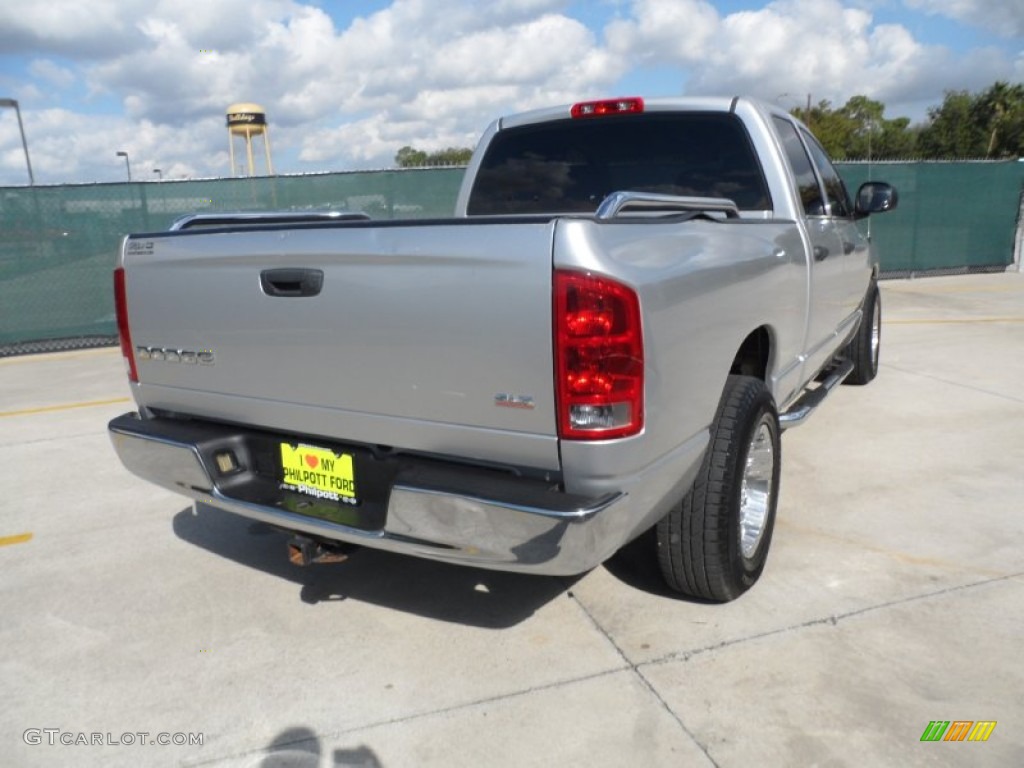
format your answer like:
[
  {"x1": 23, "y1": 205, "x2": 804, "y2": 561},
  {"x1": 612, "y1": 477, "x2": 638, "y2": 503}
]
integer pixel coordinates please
[
  {"x1": 0, "y1": 431, "x2": 107, "y2": 448},
  {"x1": 643, "y1": 571, "x2": 1023, "y2": 668},
  {"x1": 881, "y1": 362, "x2": 1024, "y2": 404},
  {"x1": 565, "y1": 585, "x2": 722, "y2": 768},
  {"x1": 185, "y1": 667, "x2": 629, "y2": 767}
]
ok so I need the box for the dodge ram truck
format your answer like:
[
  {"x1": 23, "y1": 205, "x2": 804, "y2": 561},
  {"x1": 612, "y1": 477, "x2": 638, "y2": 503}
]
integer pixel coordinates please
[{"x1": 109, "y1": 96, "x2": 897, "y2": 601}]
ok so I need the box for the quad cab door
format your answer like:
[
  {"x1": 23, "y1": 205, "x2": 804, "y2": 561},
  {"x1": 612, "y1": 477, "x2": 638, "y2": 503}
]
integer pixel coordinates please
[{"x1": 773, "y1": 117, "x2": 865, "y2": 379}]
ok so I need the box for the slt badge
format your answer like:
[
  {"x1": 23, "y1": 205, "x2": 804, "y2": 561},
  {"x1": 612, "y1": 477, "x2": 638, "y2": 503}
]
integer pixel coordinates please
[{"x1": 494, "y1": 393, "x2": 535, "y2": 410}]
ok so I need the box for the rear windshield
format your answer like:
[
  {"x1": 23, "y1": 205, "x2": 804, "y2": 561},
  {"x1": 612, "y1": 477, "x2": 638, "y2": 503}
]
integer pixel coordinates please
[{"x1": 467, "y1": 112, "x2": 771, "y2": 215}]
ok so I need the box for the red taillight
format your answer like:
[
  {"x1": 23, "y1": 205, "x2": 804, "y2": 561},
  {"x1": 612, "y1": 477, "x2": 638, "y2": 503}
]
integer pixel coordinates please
[
  {"x1": 114, "y1": 267, "x2": 138, "y2": 383},
  {"x1": 554, "y1": 270, "x2": 643, "y2": 440},
  {"x1": 570, "y1": 97, "x2": 644, "y2": 119}
]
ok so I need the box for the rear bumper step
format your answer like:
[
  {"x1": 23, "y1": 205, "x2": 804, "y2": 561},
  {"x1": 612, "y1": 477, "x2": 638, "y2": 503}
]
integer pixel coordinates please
[{"x1": 108, "y1": 413, "x2": 625, "y2": 575}]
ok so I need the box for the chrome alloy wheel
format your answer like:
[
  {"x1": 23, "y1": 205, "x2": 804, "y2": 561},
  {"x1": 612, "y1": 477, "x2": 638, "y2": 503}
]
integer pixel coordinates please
[
  {"x1": 739, "y1": 416, "x2": 776, "y2": 560},
  {"x1": 870, "y1": 294, "x2": 881, "y2": 369}
]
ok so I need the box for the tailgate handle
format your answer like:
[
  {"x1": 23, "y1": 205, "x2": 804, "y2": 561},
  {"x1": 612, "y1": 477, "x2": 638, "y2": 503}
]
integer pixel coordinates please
[{"x1": 260, "y1": 268, "x2": 324, "y2": 298}]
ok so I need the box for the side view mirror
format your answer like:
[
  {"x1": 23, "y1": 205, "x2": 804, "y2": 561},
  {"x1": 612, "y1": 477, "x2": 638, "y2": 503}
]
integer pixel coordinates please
[{"x1": 855, "y1": 182, "x2": 898, "y2": 218}]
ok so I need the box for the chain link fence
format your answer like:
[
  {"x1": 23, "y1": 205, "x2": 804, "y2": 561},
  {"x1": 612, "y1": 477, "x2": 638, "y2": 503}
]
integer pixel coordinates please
[{"x1": 1, "y1": 162, "x2": 1021, "y2": 354}]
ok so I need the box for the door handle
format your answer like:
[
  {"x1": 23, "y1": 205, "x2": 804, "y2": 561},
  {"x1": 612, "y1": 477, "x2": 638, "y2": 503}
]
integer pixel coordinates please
[
  {"x1": 813, "y1": 245, "x2": 829, "y2": 262},
  {"x1": 260, "y1": 268, "x2": 324, "y2": 298}
]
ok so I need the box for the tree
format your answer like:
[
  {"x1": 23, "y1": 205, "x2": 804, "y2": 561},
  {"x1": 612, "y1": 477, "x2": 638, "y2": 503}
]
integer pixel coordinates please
[
  {"x1": 874, "y1": 117, "x2": 917, "y2": 159},
  {"x1": 978, "y1": 81, "x2": 1024, "y2": 158},
  {"x1": 791, "y1": 96, "x2": 916, "y2": 159},
  {"x1": 916, "y1": 83, "x2": 1024, "y2": 158},
  {"x1": 839, "y1": 96, "x2": 915, "y2": 159},
  {"x1": 794, "y1": 99, "x2": 852, "y2": 157},
  {"x1": 917, "y1": 90, "x2": 990, "y2": 157},
  {"x1": 394, "y1": 146, "x2": 428, "y2": 167},
  {"x1": 395, "y1": 146, "x2": 472, "y2": 168}
]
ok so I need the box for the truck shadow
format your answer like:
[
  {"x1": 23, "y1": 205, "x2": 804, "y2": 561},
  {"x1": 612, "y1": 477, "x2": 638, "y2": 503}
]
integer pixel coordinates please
[
  {"x1": 603, "y1": 526, "x2": 715, "y2": 603},
  {"x1": 172, "y1": 505, "x2": 577, "y2": 629}
]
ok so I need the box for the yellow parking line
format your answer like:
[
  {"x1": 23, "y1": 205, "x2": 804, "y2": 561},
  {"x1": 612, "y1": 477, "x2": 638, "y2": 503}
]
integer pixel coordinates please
[
  {"x1": 0, "y1": 532, "x2": 33, "y2": 547},
  {"x1": 0, "y1": 397, "x2": 131, "y2": 419},
  {"x1": 0, "y1": 347, "x2": 119, "y2": 365},
  {"x1": 776, "y1": 520, "x2": 1007, "y2": 577},
  {"x1": 887, "y1": 317, "x2": 1024, "y2": 325},
  {"x1": 884, "y1": 284, "x2": 1021, "y2": 295}
]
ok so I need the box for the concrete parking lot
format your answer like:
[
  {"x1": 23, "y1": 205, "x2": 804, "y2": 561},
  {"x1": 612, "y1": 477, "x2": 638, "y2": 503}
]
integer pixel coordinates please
[{"x1": 2, "y1": 272, "x2": 1022, "y2": 767}]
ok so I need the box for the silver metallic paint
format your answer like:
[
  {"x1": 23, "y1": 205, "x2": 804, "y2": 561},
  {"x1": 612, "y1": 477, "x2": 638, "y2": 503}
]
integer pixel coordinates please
[{"x1": 112, "y1": 96, "x2": 880, "y2": 575}]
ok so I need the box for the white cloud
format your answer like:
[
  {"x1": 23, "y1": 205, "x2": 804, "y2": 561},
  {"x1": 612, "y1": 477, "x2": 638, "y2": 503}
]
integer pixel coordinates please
[
  {"x1": 0, "y1": 0, "x2": 624, "y2": 181},
  {"x1": 605, "y1": 0, "x2": 720, "y2": 63},
  {"x1": 28, "y1": 60, "x2": 77, "y2": 90},
  {"x1": 87, "y1": 4, "x2": 341, "y2": 126},
  {"x1": 14, "y1": 109, "x2": 221, "y2": 182},
  {"x1": 904, "y1": 0, "x2": 1024, "y2": 38},
  {"x1": 429, "y1": 16, "x2": 596, "y2": 86},
  {"x1": 603, "y1": 0, "x2": 1017, "y2": 120},
  {"x1": 604, "y1": 0, "x2": 881, "y2": 99},
  {"x1": 295, "y1": 3, "x2": 620, "y2": 168},
  {"x1": 0, "y1": 0, "x2": 301, "y2": 59},
  {"x1": 0, "y1": 1, "x2": 147, "y2": 58},
  {"x1": 0, "y1": 0, "x2": 1020, "y2": 185}
]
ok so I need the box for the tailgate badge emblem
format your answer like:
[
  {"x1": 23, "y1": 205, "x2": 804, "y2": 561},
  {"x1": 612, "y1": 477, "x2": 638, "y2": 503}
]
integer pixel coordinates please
[
  {"x1": 137, "y1": 347, "x2": 215, "y2": 365},
  {"x1": 494, "y1": 393, "x2": 535, "y2": 410}
]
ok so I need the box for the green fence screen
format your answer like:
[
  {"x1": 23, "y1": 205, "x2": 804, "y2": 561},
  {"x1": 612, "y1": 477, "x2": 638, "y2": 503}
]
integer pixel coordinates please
[
  {"x1": 837, "y1": 161, "x2": 1022, "y2": 274},
  {"x1": 1, "y1": 162, "x2": 1021, "y2": 349}
]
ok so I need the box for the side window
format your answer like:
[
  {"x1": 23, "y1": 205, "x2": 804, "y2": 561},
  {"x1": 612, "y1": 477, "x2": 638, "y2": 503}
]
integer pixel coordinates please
[
  {"x1": 772, "y1": 117, "x2": 825, "y2": 216},
  {"x1": 800, "y1": 130, "x2": 852, "y2": 218}
]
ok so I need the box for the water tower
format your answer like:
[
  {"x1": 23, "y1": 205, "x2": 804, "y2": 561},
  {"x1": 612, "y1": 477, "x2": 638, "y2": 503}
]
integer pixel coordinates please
[{"x1": 226, "y1": 103, "x2": 274, "y2": 177}]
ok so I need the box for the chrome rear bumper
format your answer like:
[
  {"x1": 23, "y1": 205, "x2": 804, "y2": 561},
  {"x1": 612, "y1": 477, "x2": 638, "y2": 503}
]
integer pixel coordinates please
[{"x1": 109, "y1": 413, "x2": 626, "y2": 575}]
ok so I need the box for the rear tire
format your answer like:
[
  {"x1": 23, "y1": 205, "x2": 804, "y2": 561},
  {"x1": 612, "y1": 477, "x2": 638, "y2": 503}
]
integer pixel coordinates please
[
  {"x1": 656, "y1": 375, "x2": 781, "y2": 602},
  {"x1": 844, "y1": 281, "x2": 881, "y2": 385}
]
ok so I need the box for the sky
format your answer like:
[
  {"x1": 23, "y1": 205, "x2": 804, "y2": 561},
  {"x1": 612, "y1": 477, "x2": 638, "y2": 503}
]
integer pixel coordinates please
[{"x1": 0, "y1": 0, "x2": 1021, "y2": 185}]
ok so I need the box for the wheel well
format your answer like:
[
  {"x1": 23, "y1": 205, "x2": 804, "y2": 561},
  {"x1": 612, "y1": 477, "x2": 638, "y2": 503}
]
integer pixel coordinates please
[{"x1": 730, "y1": 327, "x2": 771, "y2": 380}]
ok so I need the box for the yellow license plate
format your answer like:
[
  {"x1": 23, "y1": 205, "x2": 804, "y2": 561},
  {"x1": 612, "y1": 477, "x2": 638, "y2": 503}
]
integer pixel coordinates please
[{"x1": 280, "y1": 443, "x2": 358, "y2": 504}]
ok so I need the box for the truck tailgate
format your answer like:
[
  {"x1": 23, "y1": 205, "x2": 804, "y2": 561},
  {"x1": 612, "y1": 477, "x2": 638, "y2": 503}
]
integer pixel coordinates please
[{"x1": 122, "y1": 220, "x2": 560, "y2": 471}]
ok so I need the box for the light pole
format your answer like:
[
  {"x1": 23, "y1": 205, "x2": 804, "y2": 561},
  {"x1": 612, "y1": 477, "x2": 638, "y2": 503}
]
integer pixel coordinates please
[
  {"x1": 0, "y1": 98, "x2": 35, "y2": 185},
  {"x1": 153, "y1": 168, "x2": 162, "y2": 180},
  {"x1": 116, "y1": 150, "x2": 131, "y2": 181}
]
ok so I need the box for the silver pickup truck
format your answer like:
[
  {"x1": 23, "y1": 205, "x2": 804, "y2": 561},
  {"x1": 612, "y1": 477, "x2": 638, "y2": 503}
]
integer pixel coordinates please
[{"x1": 109, "y1": 96, "x2": 897, "y2": 601}]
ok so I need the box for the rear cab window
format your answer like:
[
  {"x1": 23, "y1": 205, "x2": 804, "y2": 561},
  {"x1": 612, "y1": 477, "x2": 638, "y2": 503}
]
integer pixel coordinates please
[{"x1": 467, "y1": 112, "x2": 772, "y2": 216}]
